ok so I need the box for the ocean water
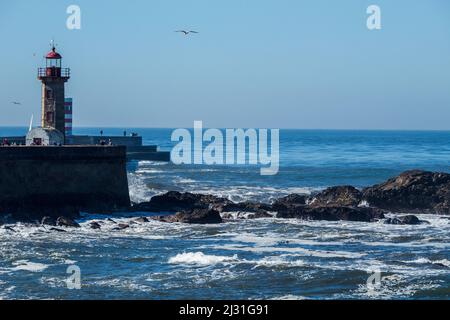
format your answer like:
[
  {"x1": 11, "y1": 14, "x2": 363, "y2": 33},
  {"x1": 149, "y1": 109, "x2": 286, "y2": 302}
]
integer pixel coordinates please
[{"x1": 0, "y1": 128, "x2": 449, "y2": 299}]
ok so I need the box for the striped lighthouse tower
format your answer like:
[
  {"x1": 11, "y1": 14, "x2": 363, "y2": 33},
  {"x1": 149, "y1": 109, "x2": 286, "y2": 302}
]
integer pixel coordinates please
[{"x1": 64, "y1": 98, "x2": 73, "y2": 136}]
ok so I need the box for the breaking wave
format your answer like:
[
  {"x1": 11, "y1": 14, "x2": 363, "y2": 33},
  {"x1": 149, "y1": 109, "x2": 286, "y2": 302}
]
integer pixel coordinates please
[{"x1": 168, "y1": 252, "x2": 239, "y2": 266}]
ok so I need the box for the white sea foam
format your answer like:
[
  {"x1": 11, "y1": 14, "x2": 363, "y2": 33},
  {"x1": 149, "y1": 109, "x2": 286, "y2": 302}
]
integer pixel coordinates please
[
  {"x1": 354, "y1": 273, "x2": 442, "y2": 299},
  {"x1": 128, "y1": 172, "x2": 152, "y2": 203},
  {"x1": 168, "y1": 252, "x2": 238, "y2": 266},
  {"x1": 93, "y1": 278, "x2": 153, "y2": 292},
  {"x1": 358, "y1": 200, "x2": 370, "y2": 207},
  {"x1": 190, "y1": 186, "x2": 318, "y2": 203},
  {"x1": 137, "y1": 160, "x2": 169, "y2": 166},
  {"x1": 11, "y1": 260, "x2": 49, "y2": 272},
  {"x1": 176, "y1": 178, "x2": 196, "y2": 184},
  {"x1": 135, "y1": 168, "x2": 164, "y2": 174},
  {"x1": 271, "y1": 294, "x2": 308, "y2": 300},
  {"x1": 221, "y1": 211, "x2": 277, "y2": 220},
  {"x1": 251, "y1": 256, "x2": 306, "y2": 268},
  {"x1": 208, "y1": 243, "x2": 365, "y2": 259},
  {"x1": 408, "y1": 258, "x2": 450, "y2": 267}
]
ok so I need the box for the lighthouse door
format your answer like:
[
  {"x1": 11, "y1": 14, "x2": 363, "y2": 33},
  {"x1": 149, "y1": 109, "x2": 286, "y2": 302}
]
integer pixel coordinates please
[{"x1": 33, "y1": 138, "x2": 42, "y2": 146}]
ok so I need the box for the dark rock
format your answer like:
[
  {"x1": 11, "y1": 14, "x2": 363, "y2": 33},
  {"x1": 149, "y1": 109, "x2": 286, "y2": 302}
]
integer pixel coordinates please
[
  {"x1": 49, "y1": 227, "x2": 67, "y2": 232},
  {"x1": 272, "y1": 194, "x2": 307, "y2": 211},
  {"x1": 310, "y1": 186, "x2": 362, "y2": 207},
  {"x1": 131, "y1": 191, "x2": 231, "y2": 213},
  {"x1": 219, "y1": 201, "x2": 272, "y2": 214},
  {"x1": 276, "y1": 205, "x2": 385, "y2": 222},
  {"x1": 112, "y1": 223, "x2": 129, "y2": 231},
  {"x1": 56, "y1": 216, "x2": 80, "y2": 228},
  {"x1": 134, "y1": 217, "x2": 149, "y2": 223},
  {"x1": 8, "y1": 206, "x2": 80, "y2": 223},
  {"x1": 153, "y1": 208, "x2": 223, "y2": 224},
  {"x1": 363, "y1": 170, "x2": 450, "y2": 214},
  {"x1": 2, "y1": 226, "x2": 16, "y2": 232},
  {"x1": 89, "y1": 221, "x2": 102, "y2": 229},
  {"x1": 384, "y1": 215, "x2": 423, "y2": 225},
  {"x1": 41, "y1": 216, "x2": 57, "y2": 226},
  {"x1": 106, "y1": 218, "x2": 117, "y2": 224}
]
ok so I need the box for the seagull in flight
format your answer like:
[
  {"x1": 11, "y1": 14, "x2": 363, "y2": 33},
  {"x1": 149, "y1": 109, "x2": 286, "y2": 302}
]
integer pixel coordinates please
[
  {"x1": 175, "y1": 30, "x2": 199, "y2": 35},
  {"x1": 11, "y1": 101, "x2": 22, "y2": 105}
]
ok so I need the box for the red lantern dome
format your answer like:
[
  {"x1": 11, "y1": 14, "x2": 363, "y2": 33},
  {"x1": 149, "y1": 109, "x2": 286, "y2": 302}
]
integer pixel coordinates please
[{"x1": 46, "y1": 47, "x2": 62, "y2": 59}]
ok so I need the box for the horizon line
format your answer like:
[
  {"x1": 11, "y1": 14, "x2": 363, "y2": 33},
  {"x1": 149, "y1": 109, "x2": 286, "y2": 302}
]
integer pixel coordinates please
[{"x1": 1, "y1": 125, "x2": 450, "y2": 132}]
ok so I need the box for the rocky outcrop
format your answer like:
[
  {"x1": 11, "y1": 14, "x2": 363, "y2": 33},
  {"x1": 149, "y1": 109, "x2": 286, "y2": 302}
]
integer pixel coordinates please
[
  {"x1": 271, "y1": 194, "x2": 307, "y2": 211},
  {"x1": 134, "y1": 217, "x2": 149, "y2": 223},
  {"x1": 276, "y1": 205, "x2": 385, "y2": 222},
  {"x1": 41, "y1": 216, "x2": 57, "y2": 226},
  {"x1": 56, "y1": 216, "x2": 80, "y2": 228},
  {"x1": 152, "y1": 208, "x2": 223, "y2": 224},
  {"x1": 112, "y1": 223, "x2": 130, "y2": 231},
  {"x1": 89, "y1": 221, "x2": 102, "y2": 229},
  {"x1": 384, "y1": 215, "x2": 424, "y2": 225},
  {"x1": 362, "y1": 170, "x2": 450, "y2": 214},
  {"x1": 41, "y1": 215, "x2": 80, "y2": 228},
  {"x1": 7, "y1": 206, "x2": 80, "y2": 223},
  {"x1": 5, "y1": 170, "x2": 447, "y2": 227},
  {"x1": 132, "y1": 190, "x2": 385, "y2": 223},
  {"x1": 131, "y1": 191, "x2": 230, "y2": 213},
  {"x1": 310, "y1": 186, "x2": 362, "y2": 207}
]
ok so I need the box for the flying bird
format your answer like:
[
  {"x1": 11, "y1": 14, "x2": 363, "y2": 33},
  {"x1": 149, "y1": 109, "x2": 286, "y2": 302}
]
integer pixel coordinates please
[
  {"x1": 11, "y1": 101, "x2": 22, "y2": 105},
  {"x1": 175, "y1": 30, "x2": 199, "y2": 35}
]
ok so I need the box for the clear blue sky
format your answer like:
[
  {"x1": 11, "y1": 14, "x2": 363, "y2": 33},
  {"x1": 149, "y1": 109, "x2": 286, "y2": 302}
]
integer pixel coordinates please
[{"x1": 1, "y1": 0, "x2": 449, "y2": 129}]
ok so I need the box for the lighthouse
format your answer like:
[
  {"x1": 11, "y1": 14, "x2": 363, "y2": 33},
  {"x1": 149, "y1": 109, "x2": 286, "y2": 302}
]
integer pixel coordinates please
[{"x1": 37, "y1": 44, "x2": 70, "y2": 140}]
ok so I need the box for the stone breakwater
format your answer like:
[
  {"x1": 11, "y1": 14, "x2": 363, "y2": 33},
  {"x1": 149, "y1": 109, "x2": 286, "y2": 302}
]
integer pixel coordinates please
[
  {"x1": 2, "y1": 170, "x2": 447, "y2": 230},
  {"x1": 0, "y1": 146, "x2": 130, "y2": 221}
]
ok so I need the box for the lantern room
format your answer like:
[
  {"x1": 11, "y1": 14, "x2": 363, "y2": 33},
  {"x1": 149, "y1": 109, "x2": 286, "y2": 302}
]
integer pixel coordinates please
[
  {"x1": 46, "y1": 47, "x2": 62, "y2": 66},
  {"x1": 38, "y1": 46, "x2": 70, "y2": 79}
]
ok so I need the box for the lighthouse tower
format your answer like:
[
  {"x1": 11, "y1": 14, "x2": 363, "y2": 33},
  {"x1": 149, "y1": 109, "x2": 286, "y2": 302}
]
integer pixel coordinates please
[{"x1": 37, "y1": 44, "x2": 70, "y2": 139}]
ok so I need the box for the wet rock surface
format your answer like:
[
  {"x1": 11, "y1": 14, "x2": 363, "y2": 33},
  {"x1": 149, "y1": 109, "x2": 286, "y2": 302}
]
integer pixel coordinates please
[
  {"x1": 271, "y1": 194, "x2": 307, "y2": 211},
  {"x1": 112, "y1": 223, "x2": 130, "y2": 231},
  {"x1": 384, "y1": 215, "x2": 424, "y2": 225},
  {"x1": 310, "y1": 186, "x2": 362, "y2": 207},
  {"x1": 134, "y1": 217, "x2": 149, "y2": 223},
  {"x1": 130, "y1": 191, "x2": 230, "y2": 213},
  {"x1": 56, "y1": 216, "x2": 80, "y2": 228},
  {"x1": 276, "y1": 205, "x2": 385, "y2": 222},
  {"x1": 130, "y1": 170, "x2": 450, "y2": 224},
  {"x1": 362, "y1": 170, "x2": 450, "y2": 214},
  {"x1": 89, "y1": 221, "x2": 102, "y2": 229},
  {"x1": 41, "y1": 216, "x2": 57, "y2": 226},
  {"x1": 152, "y1": 208, "x2": 223, "y2": 224}
]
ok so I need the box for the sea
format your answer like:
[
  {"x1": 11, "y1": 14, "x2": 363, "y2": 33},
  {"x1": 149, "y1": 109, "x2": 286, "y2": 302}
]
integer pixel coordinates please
[{"x1": 0, "y1": 128, "x2": 449, "y2": 299}]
